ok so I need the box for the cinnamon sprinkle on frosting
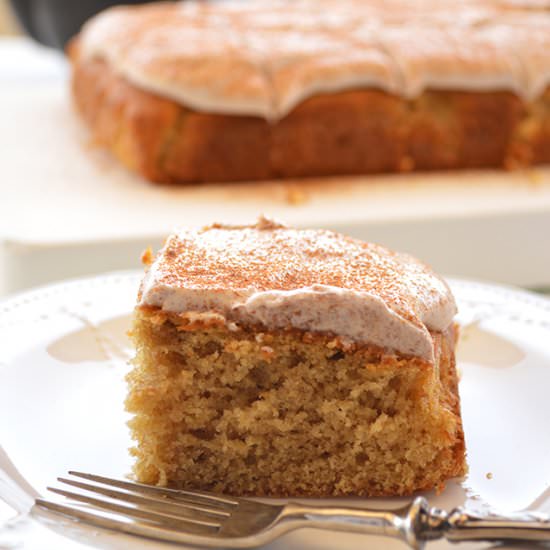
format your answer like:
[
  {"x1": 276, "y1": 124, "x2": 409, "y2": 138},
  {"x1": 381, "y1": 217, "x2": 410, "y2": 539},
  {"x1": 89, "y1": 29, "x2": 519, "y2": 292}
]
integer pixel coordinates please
[{"x1": 139, "y1": 219, "x2": 457, "y2": 361}]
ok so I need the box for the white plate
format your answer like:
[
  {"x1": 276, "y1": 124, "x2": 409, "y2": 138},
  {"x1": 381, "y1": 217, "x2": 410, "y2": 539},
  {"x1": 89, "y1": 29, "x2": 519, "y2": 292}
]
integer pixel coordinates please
[{"x1": 0, "y1": 272, "x2": 549, "y2": 550}]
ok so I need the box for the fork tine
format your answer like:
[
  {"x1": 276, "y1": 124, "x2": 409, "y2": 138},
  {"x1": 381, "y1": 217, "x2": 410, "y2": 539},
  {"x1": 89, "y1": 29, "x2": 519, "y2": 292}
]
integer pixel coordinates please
[
  {"x1": 47, "y1": 487, "x2": 221, "y2": 531},
  {"x1": 57, "y1": 477, "x2": 231, "y2": 519},
  {"x1": 34, "y1": 499, "x2": 230, "y2": 547},
  {"x1": 67, "y1": 471, "x2": 240, "y2": 508}
]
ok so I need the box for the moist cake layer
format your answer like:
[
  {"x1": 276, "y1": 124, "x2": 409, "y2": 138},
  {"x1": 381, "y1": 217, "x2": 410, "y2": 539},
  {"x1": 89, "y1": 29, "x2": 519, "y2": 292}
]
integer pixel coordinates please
[
  {"x1": 128, "y1": 310, "x2": 465, "y2": 496},
  {"x1": 140, "y1": 219, "x2": 456, "y2": 361}
]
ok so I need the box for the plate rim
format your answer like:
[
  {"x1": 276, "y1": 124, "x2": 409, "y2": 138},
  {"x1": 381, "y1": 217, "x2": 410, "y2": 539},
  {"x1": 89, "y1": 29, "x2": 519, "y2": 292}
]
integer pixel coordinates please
[{"x1": 1, "y1": 270, "x2": 550, "y2": 550}]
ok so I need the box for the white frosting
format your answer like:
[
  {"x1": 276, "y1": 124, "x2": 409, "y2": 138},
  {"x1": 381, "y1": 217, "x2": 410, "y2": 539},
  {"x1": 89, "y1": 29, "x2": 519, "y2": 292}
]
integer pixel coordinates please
[
  {"x1": 77, "y1": 1, "x2": 550, "y2": 119},
  {"x1": 253, "y1": 31, "x2": 400, "y2": 118},
  {"x1": 141, "y1": 283, "x2": 448, "y2": 361},
  {"x1": 138, "y1": 222, "x2": 457, "y2": 362},
  {"x1": 377, "y1": 26, "x2": 526, "y2": 99}
]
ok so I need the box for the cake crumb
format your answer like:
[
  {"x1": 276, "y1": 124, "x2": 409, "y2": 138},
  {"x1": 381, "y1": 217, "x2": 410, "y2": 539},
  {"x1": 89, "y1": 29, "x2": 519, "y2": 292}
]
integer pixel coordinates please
[
  {"x1": 255, "y1": 215, "x2": 288, "y2": 230},
  {"x1": 486, "y1": 472, "x2": 493, "y2": 480},
  {"x1": 141, "y1": 247, "x2": 154, "y2": 265},
  {"x1": 326, "y1": 339, "x2": 339, "y2": 349},
  {"x1": 285, "y1": 185, "x2": 309, "y2": 205},
  {"x1": 260, "y1": 345, "x2": 275, "y2": 360},
  {"x1": 526, "y1": 169, "x2": 543, "y2": 187}
]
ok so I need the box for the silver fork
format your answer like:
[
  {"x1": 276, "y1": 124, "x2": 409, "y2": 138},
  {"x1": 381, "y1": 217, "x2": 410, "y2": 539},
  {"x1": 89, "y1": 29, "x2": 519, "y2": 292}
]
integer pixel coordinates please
[{"x1": 33, "y1": 472, "x2": 550, "y2": 549}]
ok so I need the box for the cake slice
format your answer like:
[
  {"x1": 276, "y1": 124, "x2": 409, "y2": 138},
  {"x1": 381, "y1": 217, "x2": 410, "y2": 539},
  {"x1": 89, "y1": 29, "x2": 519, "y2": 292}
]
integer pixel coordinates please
[{"x1": 127, "y1": 218, "x2": 466, "y2": 496}]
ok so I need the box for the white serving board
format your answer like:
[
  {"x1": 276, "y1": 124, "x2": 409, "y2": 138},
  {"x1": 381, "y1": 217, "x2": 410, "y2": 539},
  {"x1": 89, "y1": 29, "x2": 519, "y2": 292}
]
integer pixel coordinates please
[{"x1": 1, "y1": 38, "x2": 550, "y2": 295}]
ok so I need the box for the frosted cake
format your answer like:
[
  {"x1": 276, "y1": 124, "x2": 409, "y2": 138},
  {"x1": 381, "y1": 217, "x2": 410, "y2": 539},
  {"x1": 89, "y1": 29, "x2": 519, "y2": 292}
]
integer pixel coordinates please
[{"x1": 126, "y1": 218, "x2": 466, "y2": 496}]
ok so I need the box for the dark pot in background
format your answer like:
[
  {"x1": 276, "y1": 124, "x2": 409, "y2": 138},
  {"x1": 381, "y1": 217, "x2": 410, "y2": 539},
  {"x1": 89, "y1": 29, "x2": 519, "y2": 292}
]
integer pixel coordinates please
[{"x1": 9, "y1": 0, "x2": 165, "y2": 50}]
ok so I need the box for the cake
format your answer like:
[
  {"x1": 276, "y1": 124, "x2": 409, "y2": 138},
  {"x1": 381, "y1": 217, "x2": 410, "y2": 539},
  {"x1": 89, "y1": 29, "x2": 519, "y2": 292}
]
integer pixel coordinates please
[
  {"x1": 126, "y1": 218, "x2": 466, "y2": 496},
  {"x1": 68, "y1": 0, "x2": 550, "y2": 184}
]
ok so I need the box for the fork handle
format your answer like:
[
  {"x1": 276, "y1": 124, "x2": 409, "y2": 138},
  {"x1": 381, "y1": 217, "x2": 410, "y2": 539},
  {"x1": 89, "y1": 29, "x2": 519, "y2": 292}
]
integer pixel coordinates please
[
  {"x1": 283, "y1": 499, "x2": 550, "y2": 548},
  {"x1": 282, "y1": 498, "x2": 427, "y2": 549},
  {"x1": 438, "y1": 506, "x2": 550, "y2": 544}
]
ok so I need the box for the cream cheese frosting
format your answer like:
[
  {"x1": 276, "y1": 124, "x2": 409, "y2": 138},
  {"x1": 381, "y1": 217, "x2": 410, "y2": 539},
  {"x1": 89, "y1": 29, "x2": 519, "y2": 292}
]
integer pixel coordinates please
[
  {"x1": 78, "y1": 0, "x2": 550, "y2": 120},
  {"x1": 139, "y1": 219, "x2": 457, "y2": 362}
]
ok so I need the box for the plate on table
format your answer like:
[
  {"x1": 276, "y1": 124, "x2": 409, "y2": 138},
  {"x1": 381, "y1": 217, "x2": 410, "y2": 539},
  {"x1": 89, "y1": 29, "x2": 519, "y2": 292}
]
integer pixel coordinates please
[{"x1": 1, "y1": 272, "x2": 549, "y2": 550}]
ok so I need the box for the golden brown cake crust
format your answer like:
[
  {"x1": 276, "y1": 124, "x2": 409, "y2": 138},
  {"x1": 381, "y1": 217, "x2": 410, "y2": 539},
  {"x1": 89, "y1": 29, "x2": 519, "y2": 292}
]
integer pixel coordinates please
[{"x1": 69, "y1": 44, "x2": 550, "y2": 184}]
